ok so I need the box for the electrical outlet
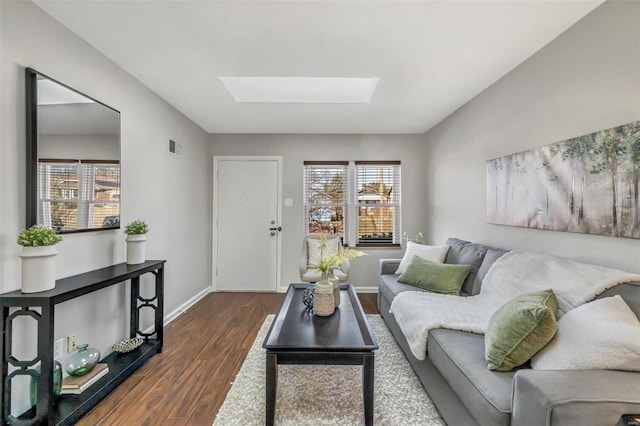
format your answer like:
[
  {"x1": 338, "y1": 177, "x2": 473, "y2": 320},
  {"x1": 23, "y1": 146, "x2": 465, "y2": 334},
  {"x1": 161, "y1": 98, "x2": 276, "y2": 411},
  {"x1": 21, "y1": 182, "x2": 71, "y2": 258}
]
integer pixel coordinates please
[
  {"x1": 53, "y1": 339, "x2": 64, "y2": 360},
  {"x1": 67, "y1": 333, "x2": 78, "y2": 353}
]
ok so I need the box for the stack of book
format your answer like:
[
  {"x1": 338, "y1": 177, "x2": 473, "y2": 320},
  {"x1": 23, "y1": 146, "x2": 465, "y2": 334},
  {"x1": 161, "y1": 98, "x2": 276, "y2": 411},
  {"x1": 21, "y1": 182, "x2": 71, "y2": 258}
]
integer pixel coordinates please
[{"x1": 61, "y1": 363, "x2": 109, "y2": 395}]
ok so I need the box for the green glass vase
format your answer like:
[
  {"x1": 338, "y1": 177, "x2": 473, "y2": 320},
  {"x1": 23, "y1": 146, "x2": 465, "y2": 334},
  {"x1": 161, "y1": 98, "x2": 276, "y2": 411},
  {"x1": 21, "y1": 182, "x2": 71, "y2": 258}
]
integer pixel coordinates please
[
  {"x1": 30, "y1": 360, "x2": 62, "y2": 406},
  {"x1": 66, "y1": 344, "x2": 100, "y2": 376}
]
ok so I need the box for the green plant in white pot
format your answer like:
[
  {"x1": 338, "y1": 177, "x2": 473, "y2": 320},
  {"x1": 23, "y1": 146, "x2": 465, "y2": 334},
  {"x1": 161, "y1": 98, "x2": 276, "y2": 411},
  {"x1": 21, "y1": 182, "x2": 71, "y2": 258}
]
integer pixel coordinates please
[
  {"x1": 18, "y1": 225, "x2": 62, "y2": 293},
  {"x1": 124, "y1": 220, "x2": 149, "y2": 265}
]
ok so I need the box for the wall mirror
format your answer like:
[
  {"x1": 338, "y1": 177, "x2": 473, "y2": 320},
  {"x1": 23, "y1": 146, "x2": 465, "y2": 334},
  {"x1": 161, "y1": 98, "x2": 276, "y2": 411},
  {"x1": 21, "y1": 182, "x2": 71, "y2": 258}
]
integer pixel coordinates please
[{"x1": 26, "y1": 68, "x2": 121, "y2": 233}]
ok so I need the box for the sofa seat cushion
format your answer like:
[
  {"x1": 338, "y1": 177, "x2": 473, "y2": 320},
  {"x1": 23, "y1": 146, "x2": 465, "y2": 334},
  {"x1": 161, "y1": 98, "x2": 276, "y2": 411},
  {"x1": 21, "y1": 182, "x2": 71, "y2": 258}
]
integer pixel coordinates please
[
  {"x1": 428, "y1": 329, "x2": 515, "y2": 426},
  {"x1": 379, "y1": 274, "x2": 430, "y2": 305}
]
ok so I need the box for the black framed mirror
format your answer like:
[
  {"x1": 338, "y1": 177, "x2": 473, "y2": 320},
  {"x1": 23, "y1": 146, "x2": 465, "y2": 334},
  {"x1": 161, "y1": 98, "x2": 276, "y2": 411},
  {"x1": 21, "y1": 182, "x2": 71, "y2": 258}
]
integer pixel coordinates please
[{"x1": 26, "y1": 68, "x2": 121, "y2": 233}]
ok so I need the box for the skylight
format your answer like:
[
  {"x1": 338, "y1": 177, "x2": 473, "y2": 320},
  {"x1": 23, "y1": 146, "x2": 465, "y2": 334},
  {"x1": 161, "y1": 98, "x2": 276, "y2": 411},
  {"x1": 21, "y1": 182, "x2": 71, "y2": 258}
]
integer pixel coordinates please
[{"x1": 218, "y1": 76, "x2": 379, "y2": 104}]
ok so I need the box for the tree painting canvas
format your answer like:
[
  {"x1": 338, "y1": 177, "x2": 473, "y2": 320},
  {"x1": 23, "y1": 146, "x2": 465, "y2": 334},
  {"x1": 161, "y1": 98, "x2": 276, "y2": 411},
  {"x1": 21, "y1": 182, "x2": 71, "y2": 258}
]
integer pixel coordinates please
[{"x1": 487, "y1": 120, "x2": 640, "y2": 239}]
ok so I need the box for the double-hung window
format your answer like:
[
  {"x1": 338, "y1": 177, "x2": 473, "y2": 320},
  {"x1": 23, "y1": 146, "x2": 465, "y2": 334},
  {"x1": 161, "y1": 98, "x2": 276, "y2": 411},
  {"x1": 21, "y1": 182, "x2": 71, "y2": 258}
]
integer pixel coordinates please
[
  {"x1": 303, "y1": 161, "x2": 401, "y2": 246},
  {"x1": 303, "y1": 161, "x2": 348, "y2": 241},
  {"x1": 38, "y1": 159, "x2": 121, "y2": 231}
]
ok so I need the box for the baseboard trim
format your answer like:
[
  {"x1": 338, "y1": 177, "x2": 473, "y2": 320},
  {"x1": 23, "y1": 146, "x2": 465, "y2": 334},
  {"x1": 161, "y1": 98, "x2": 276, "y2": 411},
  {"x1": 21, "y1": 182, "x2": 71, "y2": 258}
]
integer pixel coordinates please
[
  {"x1": 141, "y1": 286, "x2": 212, "y2": 334},
  {"x1": 163, "y1": 286, "x2": 211, "y2": 326}
]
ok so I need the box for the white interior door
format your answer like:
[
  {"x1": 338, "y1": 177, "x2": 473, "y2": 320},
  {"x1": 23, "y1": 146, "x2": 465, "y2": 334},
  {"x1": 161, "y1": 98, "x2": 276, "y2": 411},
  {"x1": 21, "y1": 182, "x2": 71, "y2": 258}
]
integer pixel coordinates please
[{"x1": 213, "y1": 157, "x2": 281, "y2": 291}]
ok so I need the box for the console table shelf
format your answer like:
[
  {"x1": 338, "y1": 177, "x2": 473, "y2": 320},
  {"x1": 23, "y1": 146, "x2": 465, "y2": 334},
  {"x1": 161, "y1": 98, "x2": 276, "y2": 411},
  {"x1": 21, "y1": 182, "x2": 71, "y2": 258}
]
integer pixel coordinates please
[{"x1": 0, "y1": 260, "x2": 166, "y2": 426}]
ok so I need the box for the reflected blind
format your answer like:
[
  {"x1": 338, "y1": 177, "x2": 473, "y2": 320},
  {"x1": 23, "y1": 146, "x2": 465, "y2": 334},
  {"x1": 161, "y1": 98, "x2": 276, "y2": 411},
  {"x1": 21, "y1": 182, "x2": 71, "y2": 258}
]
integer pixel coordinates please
[
  {"x1": 355, "y1": 161, "x2": 401, "y2": 245},
  {"x1": 303, "y1": 161, "x2": 348, "y2": 239}
]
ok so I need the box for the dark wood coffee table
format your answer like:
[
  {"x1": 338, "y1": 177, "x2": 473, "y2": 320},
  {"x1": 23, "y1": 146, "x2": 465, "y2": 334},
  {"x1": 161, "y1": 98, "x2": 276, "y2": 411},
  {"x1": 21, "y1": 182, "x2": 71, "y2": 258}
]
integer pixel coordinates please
[{"x1": 262, "y1": 283, "x2": 378, "y2": 426}]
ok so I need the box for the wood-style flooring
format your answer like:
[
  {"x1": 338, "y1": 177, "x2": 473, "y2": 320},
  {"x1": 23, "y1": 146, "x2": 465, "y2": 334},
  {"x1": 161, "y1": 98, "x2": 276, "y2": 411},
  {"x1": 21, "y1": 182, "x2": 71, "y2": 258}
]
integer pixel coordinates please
[{"x1": 78, "y1": 291, "x2": 380, "y2": 425}]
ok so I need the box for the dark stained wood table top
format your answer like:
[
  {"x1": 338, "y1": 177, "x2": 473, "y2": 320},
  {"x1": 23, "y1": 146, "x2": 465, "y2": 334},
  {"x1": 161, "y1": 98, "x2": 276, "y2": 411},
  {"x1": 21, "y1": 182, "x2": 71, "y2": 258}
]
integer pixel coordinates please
[{"x1": 263, "y1": 283, "x2": 378, "y2": 352}]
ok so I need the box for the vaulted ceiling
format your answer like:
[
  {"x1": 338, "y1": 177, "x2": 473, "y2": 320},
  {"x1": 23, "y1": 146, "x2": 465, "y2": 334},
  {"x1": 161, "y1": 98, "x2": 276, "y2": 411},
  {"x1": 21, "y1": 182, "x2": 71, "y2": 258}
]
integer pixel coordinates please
[{"x1": 34, "y1": 0, "x2": 604, "y2": 134}]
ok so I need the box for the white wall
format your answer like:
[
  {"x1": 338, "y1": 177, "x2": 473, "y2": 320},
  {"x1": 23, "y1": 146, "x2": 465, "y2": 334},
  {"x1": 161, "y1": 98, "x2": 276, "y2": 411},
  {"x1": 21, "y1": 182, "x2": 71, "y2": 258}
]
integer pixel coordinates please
[
  {"x1": 39, "y1": 134, "x2": 119, "y2": 159},
  {"x1": 422, "y1": 0, "x2": 640, "y2": 273},
  {"x1": 1, "y1": 0, "x2": 210, "y2": 413},
  {"x1": 209, "y1": 134, "x2": 428, "y2": 290}
]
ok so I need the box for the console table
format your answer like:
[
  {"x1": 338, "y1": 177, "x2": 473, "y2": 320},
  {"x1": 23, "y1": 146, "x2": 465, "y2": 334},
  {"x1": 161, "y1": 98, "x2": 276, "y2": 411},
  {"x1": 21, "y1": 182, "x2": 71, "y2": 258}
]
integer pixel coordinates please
[{"x1": 0, "y1": 260, "x2": 165, "y2": 425}]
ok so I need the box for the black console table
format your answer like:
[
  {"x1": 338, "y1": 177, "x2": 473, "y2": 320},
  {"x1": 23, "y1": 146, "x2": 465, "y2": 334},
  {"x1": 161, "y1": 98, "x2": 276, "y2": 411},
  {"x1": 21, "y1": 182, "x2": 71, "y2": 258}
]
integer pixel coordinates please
[{"x1": 0, "y1": 260, "x2": 165, "y2": 425}]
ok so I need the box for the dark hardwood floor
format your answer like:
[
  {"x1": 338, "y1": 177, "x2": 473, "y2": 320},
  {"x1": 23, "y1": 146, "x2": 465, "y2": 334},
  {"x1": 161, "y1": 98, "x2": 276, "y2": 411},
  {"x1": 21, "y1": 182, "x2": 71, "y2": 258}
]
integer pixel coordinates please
[{"x1": 78, "y1": 291, "x2": 380, "y2": 425}]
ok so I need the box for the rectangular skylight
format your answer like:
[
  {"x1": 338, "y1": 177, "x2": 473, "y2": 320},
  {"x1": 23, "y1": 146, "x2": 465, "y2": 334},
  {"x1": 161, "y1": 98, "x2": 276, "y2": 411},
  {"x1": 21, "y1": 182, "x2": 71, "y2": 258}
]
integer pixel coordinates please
[{"x1": 218, "y1": 76, "x2": 379, "y2": 104}]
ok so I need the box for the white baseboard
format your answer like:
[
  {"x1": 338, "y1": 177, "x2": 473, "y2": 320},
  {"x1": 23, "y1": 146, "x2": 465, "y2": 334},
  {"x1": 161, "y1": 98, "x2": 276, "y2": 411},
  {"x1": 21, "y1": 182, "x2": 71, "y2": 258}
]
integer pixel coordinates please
[
  {"x1": 163, "y1": 286, "x2": 212, "y2": 326},
  {"x1": 142, "y1": 286, "x2": 212, "y2": 334}
]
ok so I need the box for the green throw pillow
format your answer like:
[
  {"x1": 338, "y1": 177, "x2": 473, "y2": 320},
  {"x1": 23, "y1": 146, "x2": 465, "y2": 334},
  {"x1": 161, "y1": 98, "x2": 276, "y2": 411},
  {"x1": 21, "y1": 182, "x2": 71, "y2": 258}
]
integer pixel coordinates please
[
  {"x1": 397, "y1": 256, "x2": 471, "y2": 295},
  {"x1": 485, "y1": 289, "x2": 558, "y2": 371}
]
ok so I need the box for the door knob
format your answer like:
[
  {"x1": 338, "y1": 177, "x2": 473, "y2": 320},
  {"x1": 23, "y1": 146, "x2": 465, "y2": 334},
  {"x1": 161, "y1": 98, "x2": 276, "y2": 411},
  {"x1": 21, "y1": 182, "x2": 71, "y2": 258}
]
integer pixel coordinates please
[{"x1": 269, "y1": 226, "x2": 282, "y2": 232}]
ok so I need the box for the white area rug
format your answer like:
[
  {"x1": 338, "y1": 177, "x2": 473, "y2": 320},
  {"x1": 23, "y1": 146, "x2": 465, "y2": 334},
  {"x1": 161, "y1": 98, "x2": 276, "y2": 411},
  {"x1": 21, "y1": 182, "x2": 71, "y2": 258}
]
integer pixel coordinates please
[{"x1": 213, "y1": 314, "x2": 446, "y2": 426}]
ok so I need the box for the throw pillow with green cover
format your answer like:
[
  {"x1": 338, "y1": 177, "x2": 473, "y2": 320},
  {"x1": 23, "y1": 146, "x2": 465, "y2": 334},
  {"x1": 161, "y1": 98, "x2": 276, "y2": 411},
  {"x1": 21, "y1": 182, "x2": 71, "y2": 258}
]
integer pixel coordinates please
[
  {"x1": 397, "y1": 255, "x2": 471, "y2": 295},
  {"x1": 485, "y1": 289, "x2": 558, "y2": 371}
]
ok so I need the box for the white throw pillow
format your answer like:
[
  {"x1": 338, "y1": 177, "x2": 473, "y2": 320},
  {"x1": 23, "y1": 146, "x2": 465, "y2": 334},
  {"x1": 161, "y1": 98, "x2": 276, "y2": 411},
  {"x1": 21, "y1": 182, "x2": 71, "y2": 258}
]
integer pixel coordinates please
[
  {"x1": 395, "y1": 242, "x2": 449, "y2": 275},
  {"x1": 307, "y1": 237, "x2": 340, "y2": 268},
  {"x1": 531, "y1": 295, "x2": 640, "y2": 371}
]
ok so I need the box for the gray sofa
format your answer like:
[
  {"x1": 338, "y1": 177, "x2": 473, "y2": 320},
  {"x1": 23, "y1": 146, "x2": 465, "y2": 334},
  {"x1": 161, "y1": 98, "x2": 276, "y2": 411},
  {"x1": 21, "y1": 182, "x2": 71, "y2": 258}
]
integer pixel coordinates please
[{"x1": 378, "y1": 238, "x2": 640, "y2": 426}]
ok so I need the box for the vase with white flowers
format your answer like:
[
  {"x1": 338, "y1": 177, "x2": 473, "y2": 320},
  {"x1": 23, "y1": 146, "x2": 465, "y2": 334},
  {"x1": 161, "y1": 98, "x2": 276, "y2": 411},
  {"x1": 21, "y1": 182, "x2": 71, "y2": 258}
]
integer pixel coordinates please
[
  {"x1": 315, "y1": 235, "x2": 366, "y2": 314},
  {"x1": 124, "y1": 220, "x2": 149, "y2": 265},
  {"x1": 18, "y1": 225, "x2": 62, "y2": 293}
]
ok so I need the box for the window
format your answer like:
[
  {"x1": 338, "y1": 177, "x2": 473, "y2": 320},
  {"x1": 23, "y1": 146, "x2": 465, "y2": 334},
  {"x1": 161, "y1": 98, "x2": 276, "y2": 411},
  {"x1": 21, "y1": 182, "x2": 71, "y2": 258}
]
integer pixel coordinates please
[
  {"x1": 38, "y1": 159, "x2": 120, "y2": 231},
  {"x1": 355, "y1": 161, "x2": 401, "y2": 246},
  {"x1": 303, "y1": 161, "x2": 348, "y2": 240},
  {"x1": 303, "y1": 161, "x2": 401, "y2": 246}
]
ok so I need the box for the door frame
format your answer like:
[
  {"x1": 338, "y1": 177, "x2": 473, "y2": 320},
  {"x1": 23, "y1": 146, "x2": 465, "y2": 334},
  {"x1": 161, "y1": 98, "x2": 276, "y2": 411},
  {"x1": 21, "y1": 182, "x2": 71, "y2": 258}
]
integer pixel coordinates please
[{"x1": 211, "y1": 155, "x2": 283, "y2": 292}]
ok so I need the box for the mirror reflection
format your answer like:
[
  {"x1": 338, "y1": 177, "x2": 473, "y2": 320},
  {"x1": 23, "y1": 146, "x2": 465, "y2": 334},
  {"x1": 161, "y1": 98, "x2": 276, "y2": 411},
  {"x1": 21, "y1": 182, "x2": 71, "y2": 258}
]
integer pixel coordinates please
[{"x1": 27, "y1": 69, "x2": 121, "y2": 232}]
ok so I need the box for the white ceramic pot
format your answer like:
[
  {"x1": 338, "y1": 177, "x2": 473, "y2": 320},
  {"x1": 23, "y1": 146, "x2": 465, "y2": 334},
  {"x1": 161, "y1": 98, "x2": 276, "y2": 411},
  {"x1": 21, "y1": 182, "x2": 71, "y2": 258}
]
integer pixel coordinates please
[
  {"x1": 126, "y1": 234, "x2": 147, "y2": 265},
  {"x1": 20, "y1": 246, "x2": 58, "y2": 293}
]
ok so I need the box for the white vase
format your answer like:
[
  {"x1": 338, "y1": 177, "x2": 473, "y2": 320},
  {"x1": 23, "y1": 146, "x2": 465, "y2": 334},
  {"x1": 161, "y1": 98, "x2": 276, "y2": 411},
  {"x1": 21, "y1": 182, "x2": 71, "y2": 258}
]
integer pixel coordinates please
[
  {"x1": 313, "y1": 272, "x2": 335, "y2": 316},
  {"x1": 328, "y1": 269, "x2": 340, "y2": 307},
  {"x1": 20, "y1": 246, "x2": 58, "y2": 293},
  {"x1": 126, "y1": 234, "x2": 147, "y2": 265}
]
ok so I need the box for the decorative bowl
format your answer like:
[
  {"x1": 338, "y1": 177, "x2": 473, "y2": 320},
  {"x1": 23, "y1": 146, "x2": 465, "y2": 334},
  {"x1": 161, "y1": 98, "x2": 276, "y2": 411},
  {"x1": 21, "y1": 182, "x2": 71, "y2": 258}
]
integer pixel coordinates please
[{"x1": 112, "y1": 337, "x2": 144, "y2": 353}]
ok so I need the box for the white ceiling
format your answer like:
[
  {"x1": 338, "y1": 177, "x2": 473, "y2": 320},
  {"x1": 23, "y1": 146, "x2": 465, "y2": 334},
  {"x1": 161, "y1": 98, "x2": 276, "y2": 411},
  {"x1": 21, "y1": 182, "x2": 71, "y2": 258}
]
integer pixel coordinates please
[{"x1": 34, "y1": 0, "x2": 603, "y2": 134}]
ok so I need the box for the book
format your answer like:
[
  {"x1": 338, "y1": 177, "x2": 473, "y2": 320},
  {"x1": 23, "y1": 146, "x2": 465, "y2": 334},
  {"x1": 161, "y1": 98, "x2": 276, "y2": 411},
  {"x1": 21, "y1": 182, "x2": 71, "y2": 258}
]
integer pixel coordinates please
[{"x1": 61, "y1": 363, "x2": 109, "y2": 394}]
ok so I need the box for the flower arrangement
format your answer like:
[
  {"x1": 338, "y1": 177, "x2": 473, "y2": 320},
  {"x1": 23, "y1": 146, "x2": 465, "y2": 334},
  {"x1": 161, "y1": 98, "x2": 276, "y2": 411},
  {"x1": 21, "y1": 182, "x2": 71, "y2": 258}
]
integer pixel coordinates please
[
  {"x1": 316, "y1": 234, "x2": 366, "y2": 273},
  {"x1": 402, "y1": 231, "x2": 425, "y2": 245},
  {"x1": 123, "y1": 220, "x2": 149, "y2": 235},
  {"x1": 18, "y1": 225, "x2": 62, "y2": 247}
]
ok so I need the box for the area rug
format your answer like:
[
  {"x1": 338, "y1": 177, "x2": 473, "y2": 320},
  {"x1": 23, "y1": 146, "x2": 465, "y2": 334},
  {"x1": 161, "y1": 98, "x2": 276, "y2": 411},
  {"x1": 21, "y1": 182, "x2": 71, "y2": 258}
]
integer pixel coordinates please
[{"x1": 213, "y1": 314, "x2": 446, "y2": 426}]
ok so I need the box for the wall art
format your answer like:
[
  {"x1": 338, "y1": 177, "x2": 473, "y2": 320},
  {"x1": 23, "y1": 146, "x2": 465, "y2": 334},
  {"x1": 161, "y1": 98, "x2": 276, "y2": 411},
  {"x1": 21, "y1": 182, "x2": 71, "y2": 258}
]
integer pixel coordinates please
[{"x1": 487, "y1": 120, "x2": 640, "y2": 239}]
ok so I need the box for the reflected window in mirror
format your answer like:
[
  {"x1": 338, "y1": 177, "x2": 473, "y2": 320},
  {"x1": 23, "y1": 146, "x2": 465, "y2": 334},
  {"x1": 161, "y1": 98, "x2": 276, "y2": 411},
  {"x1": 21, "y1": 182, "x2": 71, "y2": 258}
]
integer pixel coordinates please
[{"x1": 26, "y1": 68, "x2": 121, "y2": 233}]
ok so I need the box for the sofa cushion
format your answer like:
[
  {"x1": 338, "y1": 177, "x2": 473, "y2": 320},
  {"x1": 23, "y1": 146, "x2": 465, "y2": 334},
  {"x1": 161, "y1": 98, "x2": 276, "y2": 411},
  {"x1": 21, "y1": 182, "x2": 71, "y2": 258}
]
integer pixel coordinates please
[
  {"x1": 379, "y1": 274, "x2": 429, "y2": 305},
  {"x1": 429, "y1": 329, "x2": 514, "y2": 426},
  {"x1": 445, "y1": 238, "x2": 488, "y2": 295},
  {"x1": 395, "y1": 242, "x2": 449, "y2": 274},
  {"x1": 485, "y1": 290, "x2": 558, "y2": 371},
  {"x1": 398, "y1": 256, "x2": 471, "y2": 295},
  {"x1": 472, "y1": 248, "x2": 508, "y2": 295}
]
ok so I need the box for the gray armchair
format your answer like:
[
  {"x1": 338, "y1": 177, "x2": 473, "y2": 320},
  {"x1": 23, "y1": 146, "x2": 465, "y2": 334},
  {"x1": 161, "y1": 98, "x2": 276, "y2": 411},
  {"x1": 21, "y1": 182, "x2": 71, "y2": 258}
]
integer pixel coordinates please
[{"x1": 299, "y1": 233, "x2": 350, "y2": 282}]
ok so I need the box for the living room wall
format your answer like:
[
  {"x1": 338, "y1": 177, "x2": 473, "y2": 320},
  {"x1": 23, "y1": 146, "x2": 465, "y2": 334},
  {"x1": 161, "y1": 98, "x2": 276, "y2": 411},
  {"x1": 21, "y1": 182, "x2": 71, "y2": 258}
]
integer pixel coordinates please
[
  {"x1": 422, "y1": 0, "x2": 640, "y2": 273},
  {"x1": 208, "y1": 134, "x2": 427, "y2": 290},
  {"x1": 1, "y1": 0, "x2": 210, "y2": 411}
]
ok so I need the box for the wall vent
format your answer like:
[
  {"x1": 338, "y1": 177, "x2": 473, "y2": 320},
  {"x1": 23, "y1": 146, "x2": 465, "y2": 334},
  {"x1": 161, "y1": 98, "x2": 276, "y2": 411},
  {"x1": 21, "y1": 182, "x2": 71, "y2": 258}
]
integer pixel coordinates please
[{"x1": 169, "y1": 139, "x2": 183, "y2": 157}]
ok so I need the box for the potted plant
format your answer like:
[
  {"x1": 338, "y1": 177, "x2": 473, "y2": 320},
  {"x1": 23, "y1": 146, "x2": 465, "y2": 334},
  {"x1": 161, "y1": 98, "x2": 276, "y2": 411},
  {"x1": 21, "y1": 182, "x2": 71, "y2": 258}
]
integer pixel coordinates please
[
  {"x1": 123, "y1": 220, "x2": 149, "y2": 265},
  {"x1": 315, "y1": 235, "x2": 366, "y2": 314},
  {"x1": 18, "y1": 225, "x2": 62, "y2": 293}
]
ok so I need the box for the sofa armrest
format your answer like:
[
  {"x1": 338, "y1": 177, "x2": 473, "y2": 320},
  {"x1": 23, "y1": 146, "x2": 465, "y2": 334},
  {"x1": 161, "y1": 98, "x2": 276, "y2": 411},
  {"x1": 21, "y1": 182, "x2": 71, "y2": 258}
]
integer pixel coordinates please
[
  {"x1": 512, "y1": 369, "x2": 640, "y2": 426},
  {"x1": 379, "y1": 259, "x2": 401, "y2": 276}
]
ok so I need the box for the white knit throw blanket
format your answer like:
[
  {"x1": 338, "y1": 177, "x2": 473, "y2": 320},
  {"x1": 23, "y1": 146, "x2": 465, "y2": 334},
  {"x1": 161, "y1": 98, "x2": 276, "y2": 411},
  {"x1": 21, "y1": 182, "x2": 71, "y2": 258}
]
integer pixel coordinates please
[{"x1": 389, "y1": 250, "x2": 640, "y2": 360}]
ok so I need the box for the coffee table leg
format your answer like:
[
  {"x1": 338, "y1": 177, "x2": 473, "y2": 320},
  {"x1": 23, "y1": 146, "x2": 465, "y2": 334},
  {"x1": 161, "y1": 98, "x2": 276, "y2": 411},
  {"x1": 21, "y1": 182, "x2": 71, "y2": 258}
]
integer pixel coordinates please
[
  {"x1": 266, "y1": 352, "x2": 278, "y2": 426},
  {"x1": 363, "y1": 353, "x2": 374, "y2": 426}
]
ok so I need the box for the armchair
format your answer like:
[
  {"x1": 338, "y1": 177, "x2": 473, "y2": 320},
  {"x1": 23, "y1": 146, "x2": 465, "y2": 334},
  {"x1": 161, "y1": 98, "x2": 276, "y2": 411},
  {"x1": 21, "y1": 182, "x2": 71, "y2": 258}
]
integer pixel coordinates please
[{"x1": 299, "y1": 233, "x2": 350, "y2": 282}]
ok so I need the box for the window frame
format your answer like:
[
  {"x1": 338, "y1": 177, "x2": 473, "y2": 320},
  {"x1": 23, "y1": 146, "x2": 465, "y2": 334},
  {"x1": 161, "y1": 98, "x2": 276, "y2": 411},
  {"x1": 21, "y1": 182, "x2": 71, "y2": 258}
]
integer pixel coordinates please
[{"x1": 303, "y1": 160, "x2": 401, "y2": 247}]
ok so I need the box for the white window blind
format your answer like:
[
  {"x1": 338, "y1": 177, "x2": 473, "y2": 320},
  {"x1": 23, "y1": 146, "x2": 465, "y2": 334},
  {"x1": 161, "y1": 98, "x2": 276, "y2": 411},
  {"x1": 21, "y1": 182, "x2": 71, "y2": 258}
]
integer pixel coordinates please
[
  {"x1": 355, "y1": 161, "x2": 401, "y2": 245},
  {"x1": 38, "y1": 159, "x2": 120, "y2": 231},
  {"x1": 303, "y1": 161, "x2": 348, "y2": 240}
]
